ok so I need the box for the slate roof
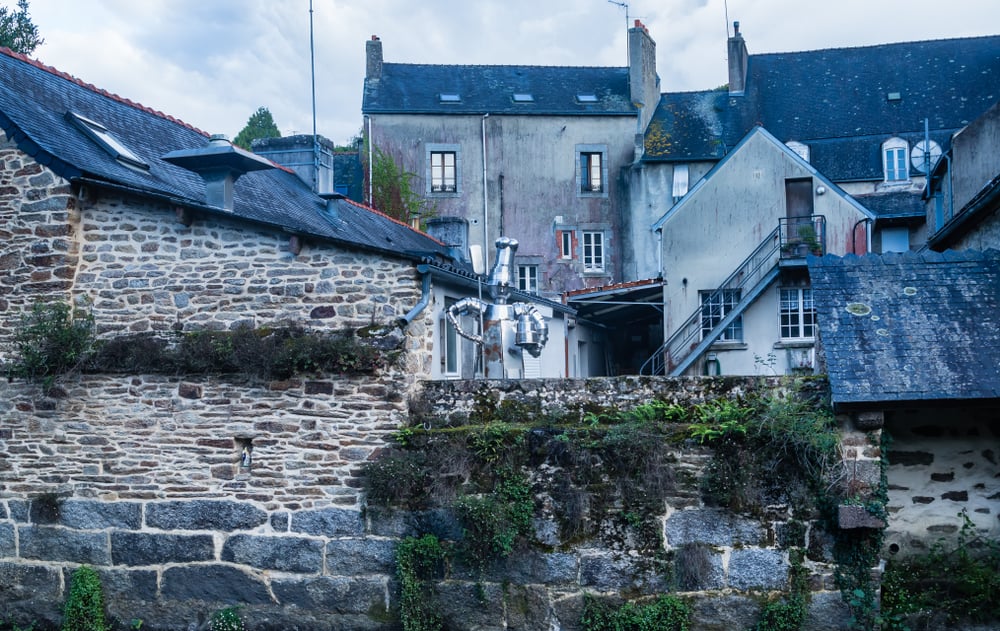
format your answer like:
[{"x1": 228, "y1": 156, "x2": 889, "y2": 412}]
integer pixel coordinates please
[
  {"x1": 852, "y1": 191, "x2": 926, "y2": 220},
  {"x1": 808, "y1": 250, "x2": 1000, "y2": 408},
  {"x1": 0, "y1": 47, "x2": 452, "y2": 262},
  {"x1": 363, "y1": 64, "x2": 635, "y2": 116},
  {"x1": 644, "y1": 35, "x2": 1000, "y2": 182}
]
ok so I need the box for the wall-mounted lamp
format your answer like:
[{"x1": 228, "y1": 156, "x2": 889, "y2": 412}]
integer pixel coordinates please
[{"x1": 816, "y1": 186, "x2": 827, "y2": 195}]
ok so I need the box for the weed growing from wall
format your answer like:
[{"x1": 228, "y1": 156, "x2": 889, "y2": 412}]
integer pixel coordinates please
[
  {"x1": 61, "y1": 565, "x2": 107, "y2": 631},
  {"x1": 751, "y1": 549, "x2": 809, "y2": 631},
  {"x1": 208, "y1": 607, "x2": 245, "y2": 631},
  {"x1": 397, "y1": 534, "x2": 446, "y2": 631},
  {"x1": 881, "y1": 509, "x2": 1000, "y2": 628},
  {"x1": 454, "y1": 470, "x2": 534, "y2": 569},
  {"x1": 580, "y1": 593, "x2": 690, "y2": 631},
  {"x1": 7, "y1": 300, "x2": 94, "y2": 389}
]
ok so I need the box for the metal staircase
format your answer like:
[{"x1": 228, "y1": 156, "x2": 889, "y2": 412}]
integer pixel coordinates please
[{"x1": 640, "y1": 226, "x2": 783, "y2": 376}]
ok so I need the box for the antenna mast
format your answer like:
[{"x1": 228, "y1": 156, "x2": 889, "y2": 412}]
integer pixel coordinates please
[{"x1": 607, "y1": 0, "x2": 629, "y2": 66}]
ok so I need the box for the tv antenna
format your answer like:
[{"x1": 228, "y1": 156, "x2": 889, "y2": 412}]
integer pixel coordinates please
[
  {"x1": 608, "y1": 0, "x2": 629, "y2": 28},
  {"x1": 608, "y1": 0, "x2": 630, "y2": 66}
]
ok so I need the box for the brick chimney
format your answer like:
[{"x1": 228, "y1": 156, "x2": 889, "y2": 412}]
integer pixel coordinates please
[
  {"x1": 628, "y1": 20, "x2": 659, "y2": 133},
  {"x1": 728, "y1": 21, "x2": 749, "y2": 96},
  {"x1": 366, "y1": 35, "x2": 383, "y2": 81}
]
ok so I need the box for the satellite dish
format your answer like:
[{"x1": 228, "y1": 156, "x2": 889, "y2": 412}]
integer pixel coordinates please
[{"x1": 910, "y1": 139, "x2": 941, "y2": 173}]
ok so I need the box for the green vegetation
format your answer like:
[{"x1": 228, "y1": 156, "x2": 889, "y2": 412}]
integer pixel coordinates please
[
  {"x1": 397, "y1": 534, "x2": 446, "y2": 631},
  {"x1": 0, "y1": 0, "x2": 43, "y2": 55},
  {"x1": 7, "y1": 300, "x2": 95, "y2": 389},
  {"x1": 366, "y1": 143, "x2": 435, "y2": 225},
  {"x1": 580, "y1": 594, "x2": 690, "y2": 631},
  {"x1": 61, "y1": 566, "x2": 107, "y2": 631},
  {"x1": 454, "y1": 471, "x2": 534, "y2": 569},
  {"x1": 752, "y1": 550, "x2": 809, "y2": 631},
  {"x1": 4, "y1": 300, "x2": 396, "y2": 382},
  {"x1": 881, "y1": 510, "x2": 1000, "y2": 628},
  {"x1": 208, "y1": 607, "x2": 245, "y2": 631},
  {"x1": 232, "y1": 106, "x2": 280, "y2": 150}
]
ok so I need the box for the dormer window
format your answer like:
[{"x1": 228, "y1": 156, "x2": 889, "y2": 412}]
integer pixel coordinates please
[
  {"x1": 882, "y1": 137, "x2": 909, "y2": 182},
  {"x1": 67, "y1": 111, "x2": 148, "y2": 170},
  {"x1": 439, "y1": 93, "x2": 461, "y2": 103},
  {"x1": 512, "y1": 93, "x2": 534, "y2": 103}
]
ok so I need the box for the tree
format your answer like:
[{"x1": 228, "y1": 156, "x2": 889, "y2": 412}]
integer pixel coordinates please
[
  {"x1": 366, "y1": 143, "x2": 434, "y2": 225},
  {"x1": 0, "y1": 0, "x2": 43, "y2": 55},
  {"x1": 233, "y1": 106, "x2": 280, "y2": 150}
]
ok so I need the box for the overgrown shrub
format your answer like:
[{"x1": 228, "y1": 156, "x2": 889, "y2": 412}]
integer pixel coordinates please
[
  {"x1": 7, "y1": 301, "x2": 94, "y2": 387},
  {"x1": 454, "y1": 471, "x2": 533, "y2": 569},
  {"x1": 62, "y1": 565, "x2": 107, "y2": 631},
  {"x1": 580, "y1": 593, "x2": 690, "y2": 631}
]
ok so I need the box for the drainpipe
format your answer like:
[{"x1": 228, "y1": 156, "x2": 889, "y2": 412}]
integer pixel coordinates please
[
  {"x1": 482, "y1": 113, "x2": 490, "y2": 272},
  {"x1": 397, "y1": 268, "x2": 433, "y2": 327},
  {"x1": 366, "y1": 115, "x2": 374, "y2": 205}
]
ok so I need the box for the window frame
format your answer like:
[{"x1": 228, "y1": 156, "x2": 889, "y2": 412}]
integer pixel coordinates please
[
  {"x1": 425, "y1": 143, "x2": 461, "y2": 196},
  {"x1": 517, "y1": 265, "x2": 538, "y2": 293},
  {"x1": 882, "y1": 137, "x2": 909, "y2": 182},
  {"x1": 560, "y1": 231, "x2": 573, "y2": 259},
  {"x1": 778, "y1": 287, "x2": 816, "y2": 341},
  {"x1": 576, "y1": 144, "x2": 608, "y2": 198},
  {"x1": 700, "y1": 289, "x2": 743, "y2": 342},
  {"x1": 582, "y1": 231, "x2": 605, "y2": 273}
]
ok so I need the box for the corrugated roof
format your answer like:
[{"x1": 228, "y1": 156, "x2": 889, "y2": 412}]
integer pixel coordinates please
[
  {"x1": 808, "y1": 249, "x2": 1000, "y2": 407},
  {"x1": 364, "y1": 63, "x2": 635, "y2": 116},
  {"x1": 0, "y1": 46, "x2": 451, "y2": 262}
]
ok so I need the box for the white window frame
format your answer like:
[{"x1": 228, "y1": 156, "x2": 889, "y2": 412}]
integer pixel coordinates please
[
  {"x1": 700, "y1": 289, "x2": 743, "y2": 342},
  {"x1": 582, "y1": 231, "x2": 605, "y2": 272},
  {"x1": 576, "y1": 144, "x2": 608, "y2": 198},
  {"x1": 882, "y1": 137, "x2": 909, "y2": 182},
  {"x1": 779, "y1": 287, "x2": 815, "y2": 341},
  {"x1": 672, "y1": 164, "x2": 689, "y2": 203},
  {"x1": 560, "y1": 231, "x2": 573, "y2": 259},
  {"x1": 441, "y1": 297, "x2": 460, "y2": 376},
  {"x1": 425, "y1": 143, "x2": 461, "y2": 195},
  {"x1": 517, "y1": 265, "x2": 538, "y2": 293}
]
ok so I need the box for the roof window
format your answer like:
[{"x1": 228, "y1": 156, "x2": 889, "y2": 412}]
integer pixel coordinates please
[
  {"x1": 67, "y1": 111, "x2": 148, "y2": 170},
  {"x1": 576, "y1": 93, "x2": 598, "y2": 103},
  {"x1": 439, "y1": 93, "x2": 461, "y2": 103},
  {"x1": 512, "y1": 93, "x2": 534, "y2": 103}
]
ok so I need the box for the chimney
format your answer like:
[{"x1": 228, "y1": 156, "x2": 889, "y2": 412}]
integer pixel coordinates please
[
  {"x1": 366, "y1": 35, "x2": 383, "y2": 81},
  {"x1": 254, "y1": 134, "x2": 336, "y2": 195},
  {"x1": 162, "y1": 135, "x2": 274, "y2": 212},
  {"x1": 728, "y1": 21, "x2": 749, "y2": 96},
  {"x1": 628, "y1": 19, "x2": 659, "y2": 133}
]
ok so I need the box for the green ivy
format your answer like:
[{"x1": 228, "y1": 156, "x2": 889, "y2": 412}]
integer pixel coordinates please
[
  {"x1": 61, "y1": 566, "x2": 107, "y2": 631},
  {"x1": 580, "y1": 593, "x2": 690, "y2": 631},
  {"x1": 454, "y1": 471, "x2": 533, "y2": 569},
  {"x1": 397, "y1": 534, "x2": 446, "y2": 631}
]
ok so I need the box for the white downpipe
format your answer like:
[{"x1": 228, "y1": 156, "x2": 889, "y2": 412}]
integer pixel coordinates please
[
  {"x1": 482, "y1": 113, "x2": 490, "y2": 271},
  {"x1": 366, "y1": 115, "x2": 373, "y2": 205}
]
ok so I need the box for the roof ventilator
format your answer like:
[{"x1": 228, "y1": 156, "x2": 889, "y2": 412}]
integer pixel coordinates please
[{"x1": 162, "y1": 135, "x2": 274, "y2": 212}]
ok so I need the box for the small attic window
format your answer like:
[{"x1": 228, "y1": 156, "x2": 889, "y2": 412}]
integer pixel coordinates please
[
  {"x1": 512, "y1": 93, "x2": 534, "y2": 103},
  {"x1": 439, "y1": 93, "x2": 461, "y2": 103},
  {"x1": 576, "y1": 93, "x2": 598, "y2": 103},
  {"x1": 887, "y1": 92, "x2": 902, "y2": 102},
  {"x1": 67, "y1": 111, "x2": 148, "y2": 170}
]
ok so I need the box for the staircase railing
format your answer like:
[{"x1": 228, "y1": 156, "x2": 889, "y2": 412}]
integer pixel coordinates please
[{"x1": 640, "y1": 226, "x2": 783, "y2": 376}]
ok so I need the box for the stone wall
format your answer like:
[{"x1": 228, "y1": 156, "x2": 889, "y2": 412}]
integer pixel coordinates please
[{"x1": 1, "y1": 375, "x2": 863, "y2": 630}]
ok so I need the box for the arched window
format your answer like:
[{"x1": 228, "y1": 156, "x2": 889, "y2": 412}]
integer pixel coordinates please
[{"x1": 882, "y1": 137, "x2": 909, "y2": 182}]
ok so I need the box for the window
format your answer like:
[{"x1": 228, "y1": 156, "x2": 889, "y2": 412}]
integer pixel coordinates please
[
  {"x1": 576, "y1": 93, "x2": 598, "y2": 103},
  {"x1": 672, "y1": 164, "x2": 689, "y2": 203},
  {"x1": 512, "y1": 93, "x2": 534, "y2": 103},
  {"x1": 67, "y1": 111, "x2": 148, "y2": 170},
  {"x1": 426, "y1": 144, "x2": 461, "y2": 195},
  {"x1": 883, "y1": 138, "x2": 909, "y2": 182},
  {"x1": 517, "y1": 265, "x2": 538, "y2": 293},
  {"x1": 582, "y1": 231, "x2": 604, "y2": 272},
  {"x1": 439, "y1": 93, "x2": 461, "y2": 103},
  {"x1": 700, "y1": 290, "x2": 743, "y2": 342},
  {"x1": 560, "y1": 231, "x2": 573, "y2": 259},
  {"x1": 576, "y1": 144, "x2": 607, "y2": 196},
  {"x1": 779, "y1": 288, "x2": 815, "y2": 340}
]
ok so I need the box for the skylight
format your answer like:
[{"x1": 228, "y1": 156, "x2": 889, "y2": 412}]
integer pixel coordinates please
[
  {"x1": 512, "y1": 93, "x2": 534, "y2": 103},
  {"x1": 576, "y1": 93, "x2": 598, "y2": 103},
  {"x1": 439, "y1": 93, "x2": 461, "y2": 103},
  {"x1": 67, "y1": 111, "x2": 148, "y2": 170}
]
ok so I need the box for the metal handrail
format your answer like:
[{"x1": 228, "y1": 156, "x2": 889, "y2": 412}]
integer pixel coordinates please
[{"x1": 640, "y1": 225, "x2": 782, "y2": 375}]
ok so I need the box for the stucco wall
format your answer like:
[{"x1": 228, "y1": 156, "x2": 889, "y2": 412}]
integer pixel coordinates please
[
  {"x1": 368, "y1": 113, "x2": 635, "y2": 296},
  {"x1": 951, "y1": 101, "x2": 1000, "y2": 214}
]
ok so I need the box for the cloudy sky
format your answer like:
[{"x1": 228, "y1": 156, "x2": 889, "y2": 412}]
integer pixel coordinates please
[{"x1": 17, "y1": 0, "x2": 1000, "y2": 144}]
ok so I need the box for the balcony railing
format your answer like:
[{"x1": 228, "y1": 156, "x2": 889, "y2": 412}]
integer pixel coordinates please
[{"x1": 779, "y1": 215, "x2": 826, "y2": 259}]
